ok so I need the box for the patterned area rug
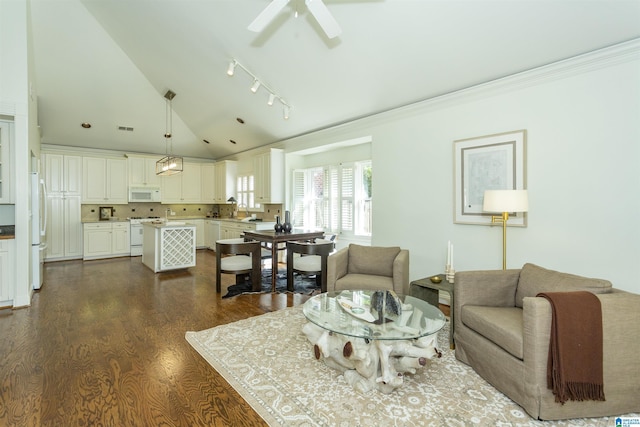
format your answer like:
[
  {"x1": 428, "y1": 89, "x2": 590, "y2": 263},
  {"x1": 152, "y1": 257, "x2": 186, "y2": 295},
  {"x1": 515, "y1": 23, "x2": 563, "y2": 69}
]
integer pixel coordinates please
[{"x1": 186, "y1": 306, "x2": 634, "y2": 426}]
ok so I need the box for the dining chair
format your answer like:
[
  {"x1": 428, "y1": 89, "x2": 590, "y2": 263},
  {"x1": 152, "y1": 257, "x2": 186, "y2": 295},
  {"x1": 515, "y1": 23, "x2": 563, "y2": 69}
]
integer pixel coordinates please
[
  {"x1": 215, "y1": 238, "x2": 261, "y2": 293},
  {"x1": 286, "y1": 239, "x2": 335, "y2": 293}
]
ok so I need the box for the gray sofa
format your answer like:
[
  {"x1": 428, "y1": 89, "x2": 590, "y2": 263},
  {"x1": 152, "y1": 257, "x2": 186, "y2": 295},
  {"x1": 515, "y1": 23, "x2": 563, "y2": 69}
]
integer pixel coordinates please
[
  {"x1": 454, "y1": 263, "x2": 640, "y2": 420},
  {"x1": 326, "y1": 244, "x2": 410, "y2": 295}
]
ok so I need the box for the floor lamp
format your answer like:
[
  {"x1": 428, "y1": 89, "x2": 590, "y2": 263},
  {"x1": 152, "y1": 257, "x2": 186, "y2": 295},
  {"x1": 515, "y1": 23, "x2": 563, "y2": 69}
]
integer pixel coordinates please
[{"x1": 483, "y1": 190, "x2": 529, "y2": 270}]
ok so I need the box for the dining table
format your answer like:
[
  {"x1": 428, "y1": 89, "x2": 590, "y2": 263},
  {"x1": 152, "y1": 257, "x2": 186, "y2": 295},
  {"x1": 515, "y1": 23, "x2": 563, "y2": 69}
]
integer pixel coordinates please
[{"x1": 243, "y1": 229, "x2": 325, "y2": 292}]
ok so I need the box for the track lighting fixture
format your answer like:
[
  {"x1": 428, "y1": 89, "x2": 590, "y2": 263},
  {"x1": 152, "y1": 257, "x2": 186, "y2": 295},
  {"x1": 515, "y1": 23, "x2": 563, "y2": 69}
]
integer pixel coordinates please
[
  {"x1": 226, "y1": 58, "x2": 291, "y2": 119},
  {"x1": 283, "y1": 105, "x2": 290, "y2": 120},
  {"x1": 227, "y1": 60, "x2": 237, "y2": 76}
]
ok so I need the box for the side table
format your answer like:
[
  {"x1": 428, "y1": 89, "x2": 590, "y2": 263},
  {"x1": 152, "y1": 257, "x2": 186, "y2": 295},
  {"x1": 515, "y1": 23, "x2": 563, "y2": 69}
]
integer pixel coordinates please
[{"x1": 410, "y1": 275, "x2": 455, "y2": 349}]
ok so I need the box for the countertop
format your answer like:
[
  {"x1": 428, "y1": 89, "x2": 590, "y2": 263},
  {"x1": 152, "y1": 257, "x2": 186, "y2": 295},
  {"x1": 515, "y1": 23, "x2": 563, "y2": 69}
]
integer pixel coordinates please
[{"x1": 142, "y1": 221, "x2": 197, "y2": 229}]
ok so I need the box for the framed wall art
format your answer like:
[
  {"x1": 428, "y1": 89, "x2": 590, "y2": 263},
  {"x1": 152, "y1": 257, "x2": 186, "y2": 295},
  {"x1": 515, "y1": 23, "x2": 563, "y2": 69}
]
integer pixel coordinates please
[{"x1": 453, "y1": 130, "x2": 527, "y2": 226}]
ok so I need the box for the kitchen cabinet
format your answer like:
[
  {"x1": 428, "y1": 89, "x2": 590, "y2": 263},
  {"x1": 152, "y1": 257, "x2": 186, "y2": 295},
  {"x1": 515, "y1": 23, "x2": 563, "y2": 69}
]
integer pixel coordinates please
[
  {"x1": 161, "y1": 162, "x2": 202, "y2": 203},
  {"x1": 205, "y1": 220, "x2": 220, "y2": 249},
  {"x1": 46, "y1": 194, "x2": 83, "y2": 260},
  {"x1": 253, "y1": 148, "x2": 284, "y2": 204},
  {"x1": 0, "y1": 239, "x2": 15, "y2": 304},
  {"x1": 44, "y1": 153, "x2": 82, "y2": 195},
  {"x1": 213, "y1": 160, "x2": 237, "y2": 204},
  {"x1": 82, "y1": 157, "x2": 128, "y2": 204},
  {"x1": 127, "y1": 155, "x2": 161, "y2": 187},
  {"x1": 201, "y1": 164, "x2": 216, "y2": 203},
  {"x1": 0, "y1": 121, "x2": 14, "y2": 204},
  {"x1": 43, "y1": 153, "x2": 83, "y2": 260},
  {"x1": 83, "y1": 221, "x2": 130, "y2": 260}
]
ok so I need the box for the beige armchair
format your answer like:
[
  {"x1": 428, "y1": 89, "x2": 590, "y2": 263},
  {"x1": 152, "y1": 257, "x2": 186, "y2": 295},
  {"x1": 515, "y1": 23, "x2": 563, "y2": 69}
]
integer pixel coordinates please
[
  {"x1": 454, "y1": 263, "x2": 640, "y2": 420},
  {"x1": 326, "y1": 244, "x2": 409, "y2": 295}
]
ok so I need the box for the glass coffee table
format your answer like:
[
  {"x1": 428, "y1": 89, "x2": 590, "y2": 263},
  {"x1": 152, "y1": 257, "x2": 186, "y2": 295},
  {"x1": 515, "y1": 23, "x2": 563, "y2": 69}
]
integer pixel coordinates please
[{"x1": 302, "y1": 290, "x2": 446, "y2": 394}]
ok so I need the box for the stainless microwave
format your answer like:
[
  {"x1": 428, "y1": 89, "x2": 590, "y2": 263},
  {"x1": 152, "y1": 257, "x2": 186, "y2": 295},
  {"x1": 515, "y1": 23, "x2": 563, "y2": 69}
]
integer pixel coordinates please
[{"x1": 129, "y1": 187, "x2": 161, "y2": 202}]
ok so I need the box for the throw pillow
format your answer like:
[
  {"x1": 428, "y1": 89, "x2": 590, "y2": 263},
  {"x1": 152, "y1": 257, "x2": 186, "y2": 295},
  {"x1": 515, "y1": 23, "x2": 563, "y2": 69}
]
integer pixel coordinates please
[{"x1": 348, "y1": 244, "x2": 401, "y2": 277}]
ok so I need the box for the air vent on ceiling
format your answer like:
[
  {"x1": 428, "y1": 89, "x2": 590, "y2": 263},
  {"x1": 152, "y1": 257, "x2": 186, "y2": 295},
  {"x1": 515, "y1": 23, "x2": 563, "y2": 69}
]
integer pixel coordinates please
[{"x1": 118, "y1": 126, "x2": 134, "y2": 132}]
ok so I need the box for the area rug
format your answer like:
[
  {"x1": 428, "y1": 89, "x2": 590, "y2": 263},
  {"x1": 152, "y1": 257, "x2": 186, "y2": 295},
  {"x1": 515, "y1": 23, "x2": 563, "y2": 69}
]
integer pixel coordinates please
[
  {"x1": 186, "y1": 307, "x2": 635, "y2": 426},
  {"x1": 222, "y1": 272, "x2": 319, "y2": 298}
]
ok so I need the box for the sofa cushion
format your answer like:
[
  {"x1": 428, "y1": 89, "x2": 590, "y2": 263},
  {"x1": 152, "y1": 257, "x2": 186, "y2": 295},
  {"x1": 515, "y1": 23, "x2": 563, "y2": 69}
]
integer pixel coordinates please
[
  {"x1": 461, "y1": 306, "x2": 524, "y2": 359},
  {"x1": 334, "y1": 273, "x2": 394, "y2": 292},
  {"x1": 347, "y1": 244, "x2": 401, "y2": 277},
  {"x1": 515, "y1": 263, "x2": 612, "y2": 308}
]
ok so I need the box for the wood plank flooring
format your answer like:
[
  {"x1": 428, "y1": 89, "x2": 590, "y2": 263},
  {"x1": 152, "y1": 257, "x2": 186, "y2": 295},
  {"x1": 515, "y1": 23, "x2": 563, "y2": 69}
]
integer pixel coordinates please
[
  {"x1": 0, "y1": 250, "x2": 450, "y2": 426},
  {"x1": 0, "y1": 250, "x2": 309, "y2": 426}
]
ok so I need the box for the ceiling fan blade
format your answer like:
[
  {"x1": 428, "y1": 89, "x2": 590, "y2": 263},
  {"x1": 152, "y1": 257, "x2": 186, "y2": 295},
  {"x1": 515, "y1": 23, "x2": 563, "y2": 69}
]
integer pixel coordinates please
[
  {"x1": 305, "y1": 0, "x2": 342, "y2": 39},
  {"x1": 248, "y1": 0, "x2": 290, "y2": 32}
]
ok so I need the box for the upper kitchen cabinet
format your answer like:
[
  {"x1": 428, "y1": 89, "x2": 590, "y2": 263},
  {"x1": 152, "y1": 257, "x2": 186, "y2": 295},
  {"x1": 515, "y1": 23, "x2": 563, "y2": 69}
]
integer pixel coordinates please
[
  {"x1": 82, "y1": 157, "x2": 128, "y2": 204},
  {"x1": 127, "y1": 155, "x2": 162, "y2": 188},
  {"x1": 201, "y1": 163, "x2": 216, "y2": 203},
  {"x1": 213, "y1": 160, "x2": 237, "y2": 204},
  {"x1": 0, "y1": 121, "x2": 13, "y2": 204},
  {"x1": 44, "y1": 153, "x2": 82, "y2": 195},
  {"x1": 254, "y1": 148, "x2": 284, "y2": 204},
  {"x1": 161, "y1": 162, "x2": 202, "y2": 203}
]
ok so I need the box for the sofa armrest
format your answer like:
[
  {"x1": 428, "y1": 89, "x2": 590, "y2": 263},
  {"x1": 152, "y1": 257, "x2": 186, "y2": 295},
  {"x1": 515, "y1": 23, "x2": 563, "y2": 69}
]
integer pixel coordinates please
[
  {"x1": 326, "y1": 246, "x2": 349, "y2": 292},
  {"x1": 392, "y1": 249, "x2": 410, "y2": 295},
  {"x1": 523, "y1": 290, "x2": 640, "y2": 410}
]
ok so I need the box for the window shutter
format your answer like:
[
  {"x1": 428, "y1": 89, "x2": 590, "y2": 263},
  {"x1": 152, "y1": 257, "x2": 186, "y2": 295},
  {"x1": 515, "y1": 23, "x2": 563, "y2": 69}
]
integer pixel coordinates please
[
  {"x1": 292, "y1": 169, "x2": 306, "y2": 227},
  {"x1": 341, "y1": 165, "x2": 354, "y2": 232}
]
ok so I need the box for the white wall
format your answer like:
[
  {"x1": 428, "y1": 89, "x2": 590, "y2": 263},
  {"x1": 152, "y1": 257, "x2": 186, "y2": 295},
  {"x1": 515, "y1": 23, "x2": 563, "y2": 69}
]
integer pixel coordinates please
[
  {"x1": 1, "y1": 0, "x2": 40, "y2": 306},
  {"x1": 242, "y1": 41, "x2": 640, "y2": 293}
]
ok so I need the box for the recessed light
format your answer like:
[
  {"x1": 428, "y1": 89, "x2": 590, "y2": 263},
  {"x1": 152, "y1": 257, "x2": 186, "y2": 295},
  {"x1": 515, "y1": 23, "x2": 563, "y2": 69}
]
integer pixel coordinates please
[
  {"x1": 236, "y1": 118, "x2": 245, "y2": 124},
  {"x1": 81, "y1": 122, "x2": 92, "y2": 129},
  {"x1": 230, "y1": 139, "x2": 237, "y2": 144},
  {"x1": 203, "y1": 139, "x2": 211, "y2": 144}
]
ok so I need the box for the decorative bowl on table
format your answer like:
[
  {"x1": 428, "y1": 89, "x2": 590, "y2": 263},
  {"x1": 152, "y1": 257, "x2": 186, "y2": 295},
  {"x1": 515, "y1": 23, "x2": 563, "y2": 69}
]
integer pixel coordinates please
[{"x1": 430, "y1": 275, "x2": 442, "y2": 284}]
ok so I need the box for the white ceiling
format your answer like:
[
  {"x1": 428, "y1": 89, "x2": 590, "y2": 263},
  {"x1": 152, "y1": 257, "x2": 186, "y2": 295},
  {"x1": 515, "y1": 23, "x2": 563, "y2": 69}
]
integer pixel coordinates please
[{"x1": 29, "y1": 0, "x2": 640, "y2": 160}]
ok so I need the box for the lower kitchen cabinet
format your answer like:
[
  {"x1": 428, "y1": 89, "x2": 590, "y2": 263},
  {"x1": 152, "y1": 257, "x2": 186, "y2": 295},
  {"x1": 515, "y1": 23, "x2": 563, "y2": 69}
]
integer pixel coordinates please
[
  {"x1": 0, "y1": 239, "x2": 15, "y2": 304},
  {"x1": 83, "y1": 222, "x2": 130, "y2": 260}
]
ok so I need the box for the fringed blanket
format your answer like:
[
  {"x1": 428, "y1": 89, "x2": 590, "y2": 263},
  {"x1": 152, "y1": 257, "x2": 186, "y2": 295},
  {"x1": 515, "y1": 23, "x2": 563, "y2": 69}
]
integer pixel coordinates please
[{"x1": 537, "y1": 291, "x2": 606, "y2": 404}]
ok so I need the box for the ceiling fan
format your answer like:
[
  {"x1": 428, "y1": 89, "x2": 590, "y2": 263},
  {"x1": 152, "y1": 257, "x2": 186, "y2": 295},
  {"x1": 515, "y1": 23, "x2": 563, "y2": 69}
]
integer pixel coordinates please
[{"x1": 248, "y1": 0, "x2": 342, "y2": 39}]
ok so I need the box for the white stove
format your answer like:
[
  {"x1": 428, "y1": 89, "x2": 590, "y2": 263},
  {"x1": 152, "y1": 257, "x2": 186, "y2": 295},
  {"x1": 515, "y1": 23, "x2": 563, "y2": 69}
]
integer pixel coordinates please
[{"x1": 129, "y1": 217, "x2": 161, "y2": 255}]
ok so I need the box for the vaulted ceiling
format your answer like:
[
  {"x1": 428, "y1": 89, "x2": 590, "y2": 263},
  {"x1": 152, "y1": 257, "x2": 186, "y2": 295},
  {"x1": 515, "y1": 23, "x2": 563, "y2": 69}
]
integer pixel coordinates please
[{"x1": 29, "y1": 0, "x2": 640, "y2": 160}]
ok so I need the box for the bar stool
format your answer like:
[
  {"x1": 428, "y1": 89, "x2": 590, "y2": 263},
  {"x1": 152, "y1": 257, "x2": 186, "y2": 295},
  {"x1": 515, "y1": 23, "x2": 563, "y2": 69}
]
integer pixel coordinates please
[
  {"x1": 286, "y1": 239, "x2": 335, "y2": 293},
  {"x1": 215, "y1": 238, "x2": 261, "y2": 293}
]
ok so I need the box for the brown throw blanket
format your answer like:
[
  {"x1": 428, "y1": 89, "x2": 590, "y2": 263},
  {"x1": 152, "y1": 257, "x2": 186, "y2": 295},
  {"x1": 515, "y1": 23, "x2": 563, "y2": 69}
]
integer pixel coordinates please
[{"x1": 537, "y1": 291, "x2": 606, "y2": 404}]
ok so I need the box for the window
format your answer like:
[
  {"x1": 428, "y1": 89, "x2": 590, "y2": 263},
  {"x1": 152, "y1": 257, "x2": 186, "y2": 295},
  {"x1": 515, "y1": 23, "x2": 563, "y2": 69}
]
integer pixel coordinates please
[
  {"x1": 293, "y1": 161, "x2": 372, "y2": 237},
  {"x1": 237, "y1": 174, "x2": 255, "y2": 211}
]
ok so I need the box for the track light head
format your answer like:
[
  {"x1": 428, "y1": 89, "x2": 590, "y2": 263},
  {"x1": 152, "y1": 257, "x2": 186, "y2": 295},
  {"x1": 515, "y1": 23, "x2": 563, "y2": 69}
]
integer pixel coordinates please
[
  {"x1": 250, "y1": 80, "x2": 261, "y2": 93},
  {"x1": 267, "y1": 93, "x2": 275, "y2": 106},
  {"x1": 283, "y1": 105, "x2": 290, "y2": 120},
  {"x1": 227, "y1": 61, "x2": 237, "y2": 76}
]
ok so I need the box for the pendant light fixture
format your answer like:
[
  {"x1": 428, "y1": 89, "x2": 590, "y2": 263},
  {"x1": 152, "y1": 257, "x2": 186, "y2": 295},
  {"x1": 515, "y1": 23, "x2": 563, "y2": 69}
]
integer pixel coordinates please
[{"x1": 156, "y1": 90, "x2": 183, "y2": 176}]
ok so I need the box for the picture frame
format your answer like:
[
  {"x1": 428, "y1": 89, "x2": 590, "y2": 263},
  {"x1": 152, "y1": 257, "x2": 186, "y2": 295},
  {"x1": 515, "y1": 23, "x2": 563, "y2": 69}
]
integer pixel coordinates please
[
  {"x1": 453, "y1": 130, "x2": 527, "y2": 226},
  {"x1": 99, "y1": 206, "x2": 114, "y2": 221}
]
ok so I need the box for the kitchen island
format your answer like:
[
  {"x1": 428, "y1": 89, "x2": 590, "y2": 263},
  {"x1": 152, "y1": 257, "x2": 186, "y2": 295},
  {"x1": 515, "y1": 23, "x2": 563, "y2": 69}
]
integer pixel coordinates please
[{"x1": 142, "y1": 221, "x2": 196, "y2": 273}]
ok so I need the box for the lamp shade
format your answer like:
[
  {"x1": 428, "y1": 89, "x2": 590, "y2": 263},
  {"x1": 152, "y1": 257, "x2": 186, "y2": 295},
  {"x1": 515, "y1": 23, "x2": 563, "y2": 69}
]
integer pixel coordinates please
[{"x1": 483, "y1": 190, "x2": 529, "y2": 213}]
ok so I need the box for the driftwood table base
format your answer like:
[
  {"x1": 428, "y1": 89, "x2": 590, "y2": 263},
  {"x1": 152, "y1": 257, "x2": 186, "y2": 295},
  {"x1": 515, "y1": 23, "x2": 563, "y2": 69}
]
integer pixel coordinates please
[{"x1": 302, "y1": 322, "x2": 442, "y2": 394}]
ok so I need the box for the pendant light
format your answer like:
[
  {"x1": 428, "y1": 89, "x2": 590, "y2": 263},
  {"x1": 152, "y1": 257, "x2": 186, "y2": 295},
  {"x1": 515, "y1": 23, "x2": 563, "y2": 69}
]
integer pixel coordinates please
[{"x1": 156, "y1": 90, "x2": 183, "y2": 176}]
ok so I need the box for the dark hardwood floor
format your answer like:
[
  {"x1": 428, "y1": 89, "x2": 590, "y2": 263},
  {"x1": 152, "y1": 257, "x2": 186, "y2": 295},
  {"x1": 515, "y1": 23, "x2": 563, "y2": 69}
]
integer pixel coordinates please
[
  {"x1": 0, "y1": 250, "x2": 310, "y2": 426},
  {"x1": 0, "y1": 250, "x2": 450, "y2": 426}
]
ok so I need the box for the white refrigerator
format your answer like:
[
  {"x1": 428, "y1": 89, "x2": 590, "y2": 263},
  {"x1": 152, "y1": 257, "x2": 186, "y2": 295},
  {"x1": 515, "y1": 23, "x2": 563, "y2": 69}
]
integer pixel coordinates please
[{"x1": 31, "y1": 172, "x2": 47, "y2": 290}]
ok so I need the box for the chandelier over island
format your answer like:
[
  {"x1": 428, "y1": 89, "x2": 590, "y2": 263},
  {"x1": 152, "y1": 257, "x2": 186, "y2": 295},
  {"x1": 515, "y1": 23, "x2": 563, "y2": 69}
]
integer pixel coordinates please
[{"x1": 156, "y1": 90, "x2": 184, "y2": 176}]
